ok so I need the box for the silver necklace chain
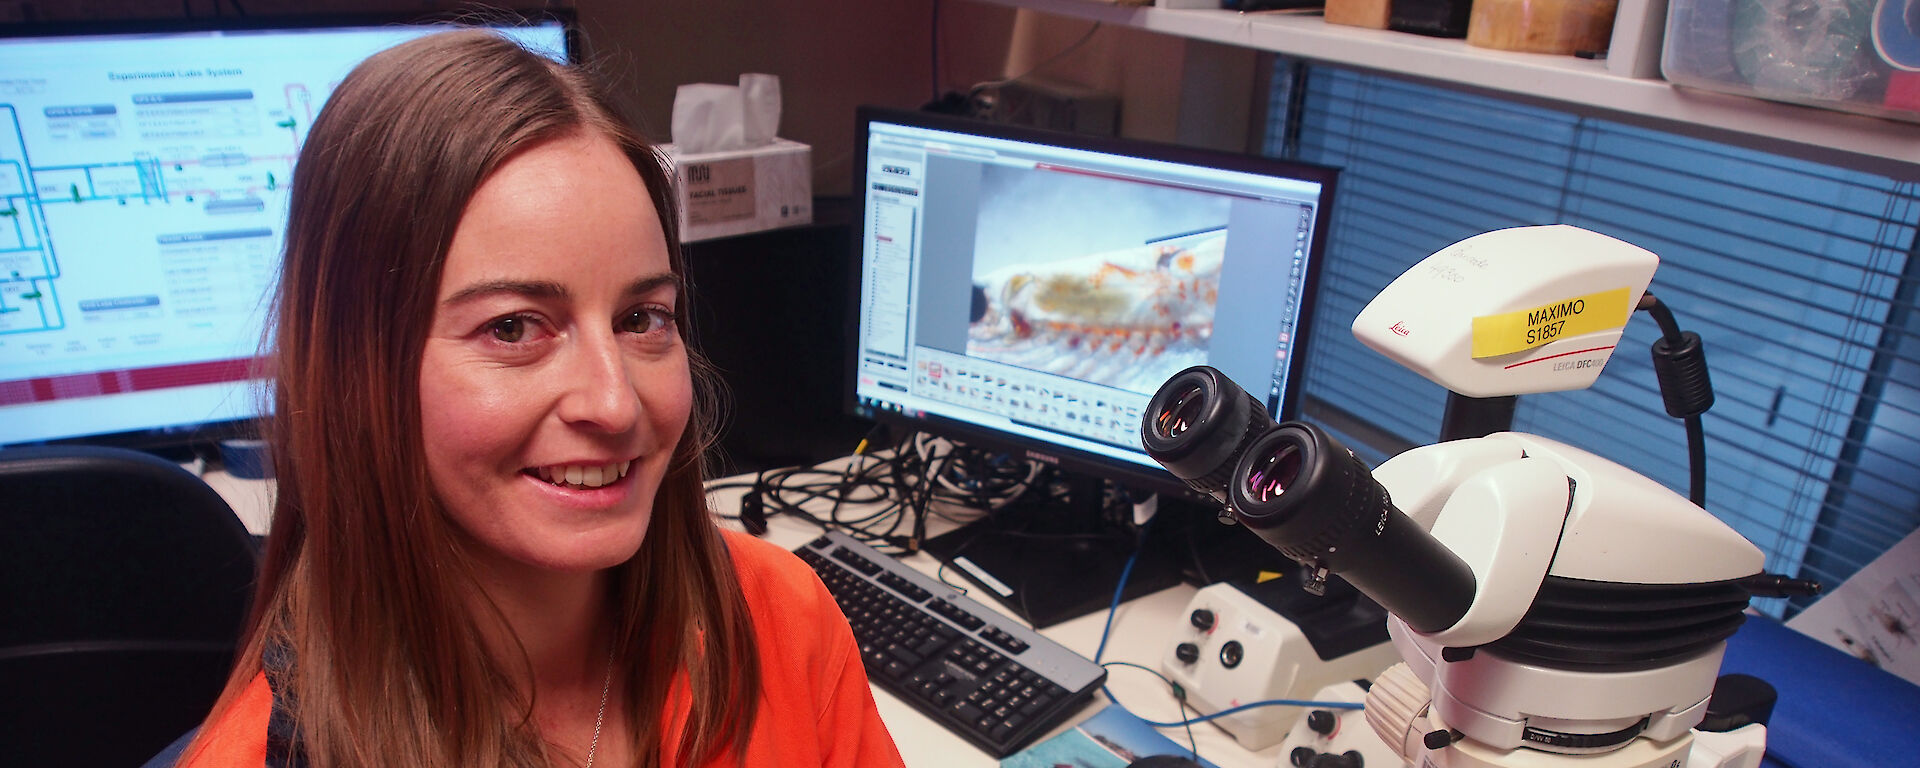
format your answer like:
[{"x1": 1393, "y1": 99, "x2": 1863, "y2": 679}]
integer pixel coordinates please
[{"x1": 584, "y1": 645, "x2": 615, "y2": 768}]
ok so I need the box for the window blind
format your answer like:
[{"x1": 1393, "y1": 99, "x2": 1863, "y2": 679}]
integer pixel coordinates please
[{"x1": 1265, "y1": 62, "x2": 1920, "y2": 617}]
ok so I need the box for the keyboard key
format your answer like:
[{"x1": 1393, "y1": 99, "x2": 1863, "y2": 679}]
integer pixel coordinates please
[
  {"x1": 928, "y1": 598, "x2": 986, "y2": 630},
  {"x1": 831, "y1": 547, "x2": 883, "y2": 575},
  {"x1": 885, "y1": 644, "x2": 922, "y2": 666}
]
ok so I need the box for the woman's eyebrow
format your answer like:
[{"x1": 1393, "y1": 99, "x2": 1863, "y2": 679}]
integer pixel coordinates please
[
  {"x1": 442, "y1": 279, "x2": 568, "y2": 307},
  {"x1": 440, "y1": 272, "x2": 679, "y2": 307},
  {"x1": 623, "y1": 272, "x2": 681, "y2": 298}
]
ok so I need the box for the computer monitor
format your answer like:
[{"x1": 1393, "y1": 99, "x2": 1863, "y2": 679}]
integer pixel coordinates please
[
  {"x1": 849, "y1": 107, "x2": 1336, "y2": 626},
  {"x1": 0, "y1": 13, "x2": 572, "y2": 451}
]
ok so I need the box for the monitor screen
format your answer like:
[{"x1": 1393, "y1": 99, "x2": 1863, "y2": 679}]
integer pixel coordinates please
[
  {"x1": 849, "y1": 107, "x2": 1334, "y2": 498},
  {"x1": 0, "y1": 15, "x2": 571, "y2": 448}
]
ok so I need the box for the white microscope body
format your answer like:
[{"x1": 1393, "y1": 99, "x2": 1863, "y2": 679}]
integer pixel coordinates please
[
  {"x1": 1140, "y1": 226, "x2": 1775, "y2": 768},
  {"x1": 1352, "y1": 225, "x2": 1767, "y2": 767},
  {"x1": 1361, "y1": 432, "x2": 1765, "y2": 768}
]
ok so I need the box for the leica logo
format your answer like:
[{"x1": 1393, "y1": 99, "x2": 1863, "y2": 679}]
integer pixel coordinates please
[{"x1": 1389, "y1": 321, "x2": 1410, "y2": 337}]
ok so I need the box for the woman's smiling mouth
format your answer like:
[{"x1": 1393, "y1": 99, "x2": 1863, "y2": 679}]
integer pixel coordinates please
[{"x1": 529, "y1": 460, "x2": 633, "y2": 489}]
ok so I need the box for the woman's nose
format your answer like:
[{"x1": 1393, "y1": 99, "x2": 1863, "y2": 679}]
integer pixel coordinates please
[{"x1": 554, "y1": 332, "x2": 641, "y2": 432}]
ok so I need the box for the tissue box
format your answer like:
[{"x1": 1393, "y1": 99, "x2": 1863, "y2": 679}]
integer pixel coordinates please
[{"x1": 660, "y1": 138, "x2": 813, "y2": 243}]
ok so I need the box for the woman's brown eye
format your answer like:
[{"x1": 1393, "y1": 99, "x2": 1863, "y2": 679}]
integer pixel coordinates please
[
  {"x1": 489, "y1": 317, "x2": 526, "y2": 343},
  {"x1": 620, "y1": 309, "x2": 667, "y2": 334}
]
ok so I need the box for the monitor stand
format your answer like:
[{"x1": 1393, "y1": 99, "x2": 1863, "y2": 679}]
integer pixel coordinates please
[{"x1": 919, "y1": 474, "x2": 1187, "y2": 629}]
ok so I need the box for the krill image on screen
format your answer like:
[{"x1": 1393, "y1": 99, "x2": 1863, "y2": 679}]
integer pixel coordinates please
[{"x1": 965, "y1": 163, "x2": 1230, "y2": 394}]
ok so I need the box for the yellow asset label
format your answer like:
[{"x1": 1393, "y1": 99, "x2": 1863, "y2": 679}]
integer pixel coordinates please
[{"x1": 1471, "y1": 287, "x2": 1632, "y2": 358}]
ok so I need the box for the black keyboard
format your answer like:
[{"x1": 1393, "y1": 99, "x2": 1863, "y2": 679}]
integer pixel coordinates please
[{"x1": 795, "y1": 531, "x2": 1106, "y2": 757}]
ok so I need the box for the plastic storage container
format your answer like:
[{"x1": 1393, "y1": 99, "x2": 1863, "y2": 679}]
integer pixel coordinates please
[{"x1": 1661, "y1": 0, "x2": 1920, "y2": 122}]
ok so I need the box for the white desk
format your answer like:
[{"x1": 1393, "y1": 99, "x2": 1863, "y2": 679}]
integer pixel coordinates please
[{"x1": 200, "y1": 464, "x2": 1282, "y2": 768}]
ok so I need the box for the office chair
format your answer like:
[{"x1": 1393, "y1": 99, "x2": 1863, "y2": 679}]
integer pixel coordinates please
[{"x1": 0, "y1": 444, "x2": 259, "y2": 768}]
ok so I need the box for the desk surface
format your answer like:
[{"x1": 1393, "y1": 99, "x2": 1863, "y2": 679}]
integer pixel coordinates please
[
  {"x1": 200, "y1": 463, "x2": 1282, "y2": 767},
  {"x1": 198, "y1": 459, "x2": 1920, "y2": 768},
  {"x1": 724, "y1": 502, "x2": 1278, "y2": 768}
]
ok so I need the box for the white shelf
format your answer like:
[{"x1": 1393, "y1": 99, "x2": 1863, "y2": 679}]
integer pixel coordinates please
[{"x1": 974, "y1": 0, "x2": 1920, "y2": 174}]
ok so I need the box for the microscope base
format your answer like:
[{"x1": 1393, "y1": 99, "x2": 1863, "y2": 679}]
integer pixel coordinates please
[{"x1": 1390, "y1": 716, "x2": 1765, "y2": 768}]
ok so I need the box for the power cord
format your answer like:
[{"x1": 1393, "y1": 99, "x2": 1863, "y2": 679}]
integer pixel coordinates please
[
  {"x1": 1090, "y1": 500, "x2": 1364, "y2": 734},
  {"x1": 1102, "y1": 660, "x2": 1202, "y2": 760},
  {"x1": 711, "y1": 427, "x2": 1001, "y2": 556},
  {"x1": 1638, "y1": 292, "x2": 1714, "y2": 507}
]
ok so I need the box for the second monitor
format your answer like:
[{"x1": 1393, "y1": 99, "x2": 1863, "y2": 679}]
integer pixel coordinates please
[{"x1": 848, "y1": 107, "x2": 1336, "y2": 627}]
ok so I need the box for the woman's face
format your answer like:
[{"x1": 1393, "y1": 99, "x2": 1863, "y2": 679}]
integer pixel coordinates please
[{"x1": 419, "y1": 132, "x2": 691, "y2": 578}]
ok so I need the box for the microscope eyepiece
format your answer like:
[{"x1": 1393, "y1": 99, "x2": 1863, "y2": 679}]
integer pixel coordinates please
[
  {"x1": 1233, "y1": 422, "x2": 1474, "y2": 633},
  {"x1": 1141, "y1": 366, "x2": 1274, "y2": 503},
  {"x1": 1242, "y1": 438, "x2": 1304, "y2": 504},
  {"x1": 1154, "y1": 382, "x2": 1209, "y2": 439},
  {"x1": 1142, "y1": 367, "x2": 1477, "y2": 634},
  {"x1": 1228, "y1": 423, "x2": 1378, "y2": 562}
]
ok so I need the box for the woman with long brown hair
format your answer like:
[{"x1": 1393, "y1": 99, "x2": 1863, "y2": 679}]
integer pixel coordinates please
[{"x1": 178, "y1": 29, "x2": 902, "y2": 767}]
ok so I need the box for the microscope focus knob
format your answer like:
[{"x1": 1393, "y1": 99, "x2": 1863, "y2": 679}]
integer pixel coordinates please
[
  {"x1": 1309, "y1": 751, "x2": 1364, "y2": 768},
  {"x1": 1306, "y1": 709, "x2": 1337, "y2": 735},
  {"x1": 1175, "y1": 642, "x2": 1200, "y2": 664},
  {"x1": 1290, "y1": 748, "x2": 1365, "y2": 768},
  {"x1": 1363, "y1": 663, "x2": 1428, "y2": 762},
  {"x1": 1189, "y1": 608, "x2": 1215, "y2": 631},
  {"x1": 1219, "y1": 640, "x2": 1244, "y2": 668}
]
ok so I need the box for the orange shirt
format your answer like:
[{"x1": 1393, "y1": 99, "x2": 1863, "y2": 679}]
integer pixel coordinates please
[{"x1": 180, "y1": 529, "x2": 905, "y2": 767}]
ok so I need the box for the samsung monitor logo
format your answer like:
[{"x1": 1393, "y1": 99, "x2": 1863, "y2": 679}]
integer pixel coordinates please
[
  {"x1": 880, "y1": 164, "x2": 912, "y2": 176},
  {"x1": 1024, "y1": 449, "x2": 1059, "y2": 466}
]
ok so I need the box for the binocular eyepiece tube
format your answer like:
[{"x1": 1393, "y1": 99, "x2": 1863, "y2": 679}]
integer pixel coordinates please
[{"x1": 1141, "y1": 366, "x2": 1477, "y2": 635}]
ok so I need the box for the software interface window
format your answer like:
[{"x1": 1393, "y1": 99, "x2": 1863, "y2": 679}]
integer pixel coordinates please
[
  {"x1": 0, "y1": 23, "x2": 565, "y2": 446},
  {"x1": 853, "y1": 118, "x2": 1324, "y2": 471}
]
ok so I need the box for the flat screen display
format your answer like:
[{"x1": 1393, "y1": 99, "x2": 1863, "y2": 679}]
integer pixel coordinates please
[
  {"x1": 0, "y1": 16, "x2": 570, "y2": 447},
  {"x1": 849, "y1": 107, "x2": 1335, "y2": 494}
]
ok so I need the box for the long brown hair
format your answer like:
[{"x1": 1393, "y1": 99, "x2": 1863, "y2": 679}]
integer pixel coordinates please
[{"x1": 195, "y1": 30, "x2": 759, "y2": 767}]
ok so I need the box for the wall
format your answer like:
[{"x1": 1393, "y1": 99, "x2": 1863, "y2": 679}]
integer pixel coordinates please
[
  {"x1": 999, "y1": 10, "x2": 1263, "y2": 152},
  {"x1": 572, "y1": 0, "x2": 1019, "y2": 197}
]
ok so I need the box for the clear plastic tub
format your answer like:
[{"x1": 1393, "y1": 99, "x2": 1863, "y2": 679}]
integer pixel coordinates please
[{"x1": 1662, "y1": 0, "x2": 1920, "y2": 122}]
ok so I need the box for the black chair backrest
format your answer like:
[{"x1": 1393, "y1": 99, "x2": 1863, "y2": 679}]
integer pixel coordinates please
[{"x1": 0, "y1": 444, "x2": 259, "y2": 768}]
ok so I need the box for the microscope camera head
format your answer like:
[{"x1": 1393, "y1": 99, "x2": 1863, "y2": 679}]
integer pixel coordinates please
[{"x1": 1352, "y1": 225, "x2": 1659, "y2": 398}]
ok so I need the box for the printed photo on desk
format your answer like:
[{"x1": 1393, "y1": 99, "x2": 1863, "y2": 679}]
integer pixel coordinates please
[{"x1": 1000, "y1": 706, "x2": 1219, "y2": 768}]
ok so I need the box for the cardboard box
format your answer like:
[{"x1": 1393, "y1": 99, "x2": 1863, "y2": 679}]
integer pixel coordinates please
[{"x1": 660, "y1": 138, "x2": 813, "y2": 243}]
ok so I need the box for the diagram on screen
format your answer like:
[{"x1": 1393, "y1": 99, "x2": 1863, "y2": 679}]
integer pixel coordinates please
[
  {"x1": 0, "y1": 78, "x2": 308, "y2": 333},
  {"x1": 0, "y1": 24, "x2": 570, "y2": 446}
]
